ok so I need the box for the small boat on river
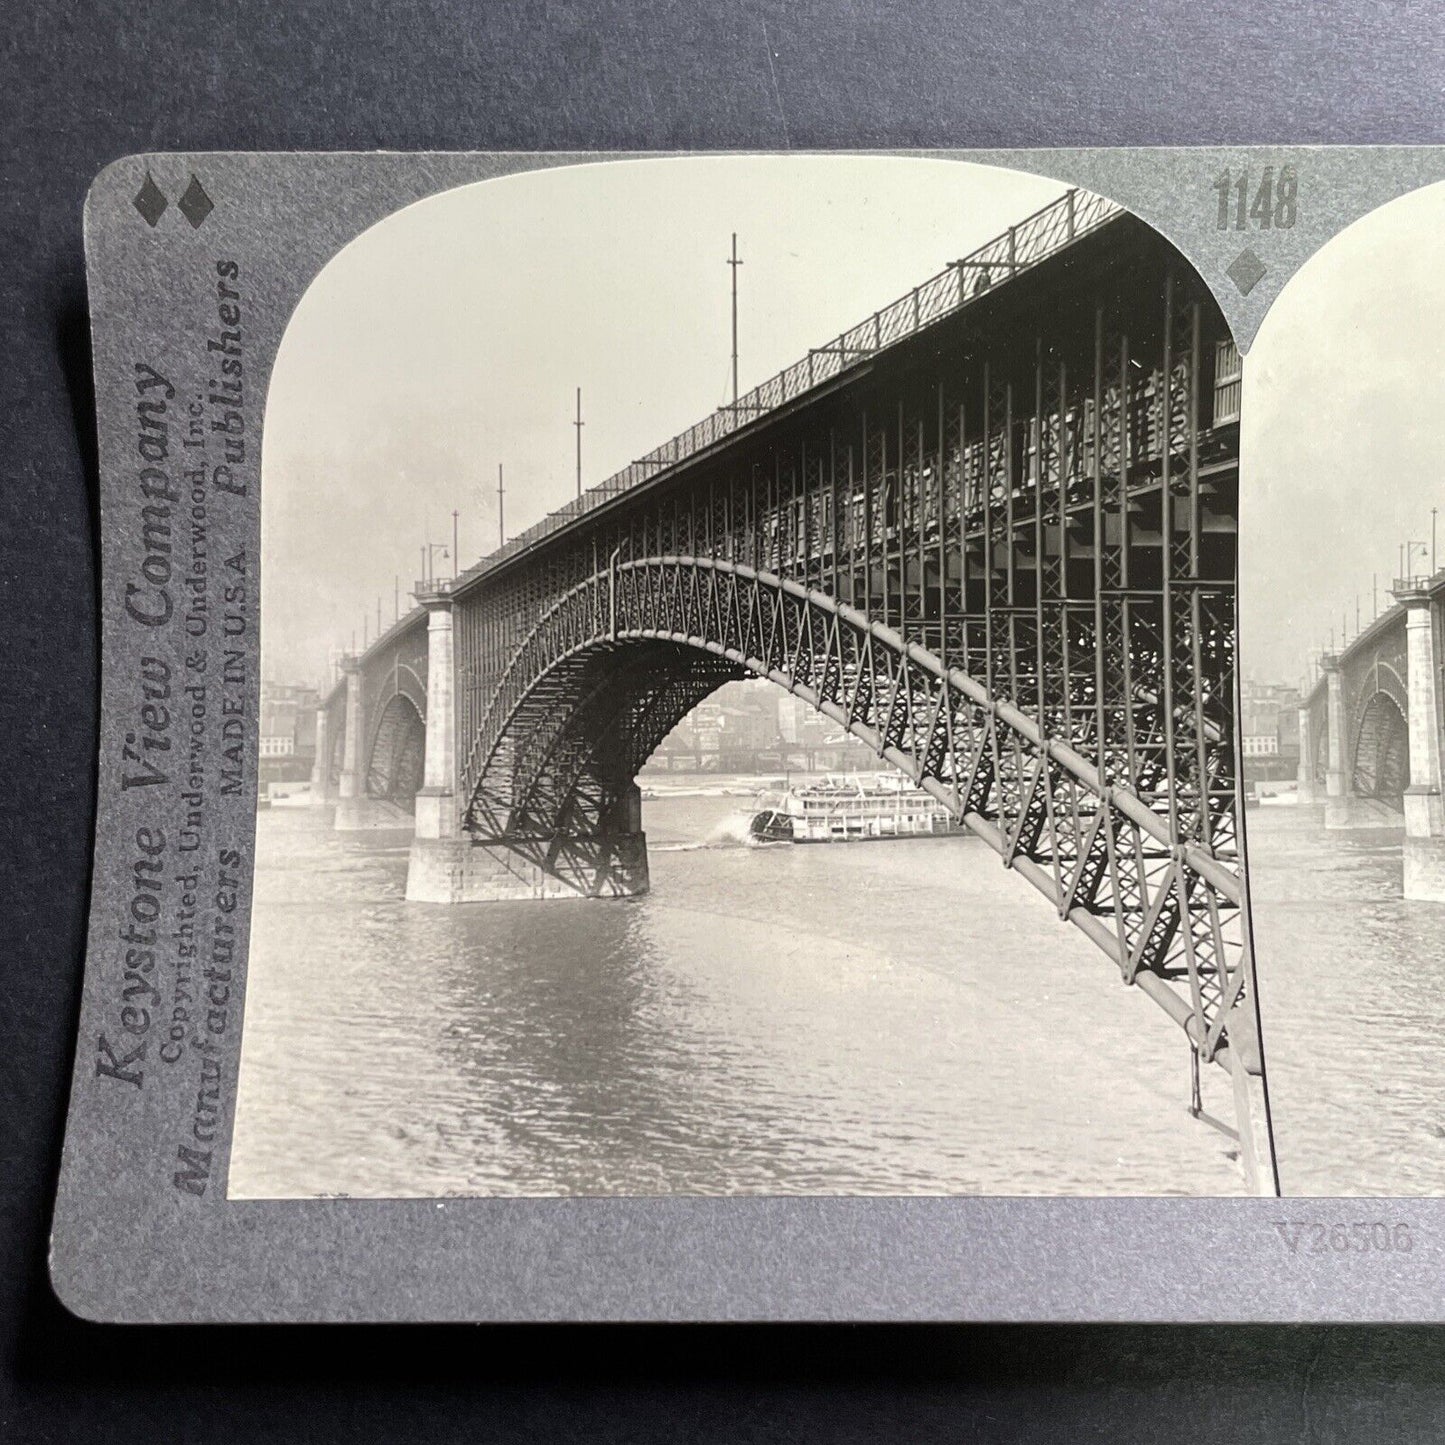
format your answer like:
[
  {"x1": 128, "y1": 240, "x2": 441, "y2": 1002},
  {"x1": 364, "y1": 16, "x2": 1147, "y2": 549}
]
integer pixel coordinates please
[{"x1": 747, "y1": 772, "x2": 962, "y2": 844}]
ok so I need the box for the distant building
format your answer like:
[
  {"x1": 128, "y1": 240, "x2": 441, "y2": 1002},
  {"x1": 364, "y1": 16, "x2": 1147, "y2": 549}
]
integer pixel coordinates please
[
  {"x1": 259, "y1": 680, "x2": 320, "y2": 790},
  {"x1": 645, "y1": 679, "x2": 878, "y2": 774},
  {"x1": 1240, "y1": 678, "x2": 1301, "y2": 783}
]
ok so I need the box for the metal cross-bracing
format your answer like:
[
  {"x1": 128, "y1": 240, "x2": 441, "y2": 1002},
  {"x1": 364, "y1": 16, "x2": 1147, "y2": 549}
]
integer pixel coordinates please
[
  {"x1": 448, "y1": 187, "x2": 1125, "y2": 581},
  {"x1": 470, "y1": 637, "x2": 743, "y2": 890},
  {"x1": 440, "y1": 204, "x2": 1264, "y2": 1181},
  {"x1": 466, "y1": 545, "x2": 1252, "y2": 1115},
  {"x1": 321, "y1": 192, "x2": 1270, "y2": 1185}
]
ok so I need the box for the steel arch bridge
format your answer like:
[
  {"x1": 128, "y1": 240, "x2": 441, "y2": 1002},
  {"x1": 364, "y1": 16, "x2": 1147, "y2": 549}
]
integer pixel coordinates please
[
  {"x1": 1288, "y1": 563, "x2": 1445, "y2": 913},
  {"x1": 471, "y1": 552, "x2": 1243, "y2": 1027},
  {"x1": 321, "y1": 618, "x2": 429, "y2": 816},
  {"x1": 1301, "y1": 611, "x2": 1413, "y2": 810},
  {"x1": 312, "y1": 188, "x2": 1272, "y2": 1186},
  {"x1": 1296, "y1": 572, "x2": 1445, "y2": 894}
]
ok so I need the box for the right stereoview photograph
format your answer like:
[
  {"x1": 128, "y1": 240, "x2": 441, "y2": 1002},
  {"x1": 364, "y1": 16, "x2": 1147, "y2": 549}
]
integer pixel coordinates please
[{"x1": 1242, "y1": 179, "x2": 1445, "y2": 1195}]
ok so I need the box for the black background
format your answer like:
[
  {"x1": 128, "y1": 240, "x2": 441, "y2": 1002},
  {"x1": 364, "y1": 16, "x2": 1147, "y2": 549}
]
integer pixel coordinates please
[{"x1": 4, "y1": 3, "x2": 1445, "y2": 1439}]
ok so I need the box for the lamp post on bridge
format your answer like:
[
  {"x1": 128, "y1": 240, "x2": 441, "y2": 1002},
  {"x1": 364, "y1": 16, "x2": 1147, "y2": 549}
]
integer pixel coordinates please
[{"x1": 497, "y1": 463, "x2": 506, "y2": 547}]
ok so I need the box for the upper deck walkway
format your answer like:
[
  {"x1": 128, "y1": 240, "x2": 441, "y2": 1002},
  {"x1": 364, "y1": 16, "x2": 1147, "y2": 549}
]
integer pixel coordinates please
[{"x1": 329, "y1": 183, "x2": 1122, "y2": 701}]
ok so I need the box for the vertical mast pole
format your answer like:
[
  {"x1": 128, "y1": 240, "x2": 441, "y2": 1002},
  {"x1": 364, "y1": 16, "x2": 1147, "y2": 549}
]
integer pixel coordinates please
[
  {"x1": 574, "y1": 387, "x2": 584, "y2": 499},
  {"x1": 728, "y1": 233, "x2": 742, "y2": 411}
]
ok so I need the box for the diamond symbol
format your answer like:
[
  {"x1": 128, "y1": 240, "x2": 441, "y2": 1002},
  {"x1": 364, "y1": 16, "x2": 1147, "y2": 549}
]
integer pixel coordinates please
[
  {"x1": 177, "y1": 174, "x2": 214, "y2": 228},
  {"x1": 133, "y1": 172, "x2": 167, "y2": 227},
  {"x1": 1226, "y1": 247, "x2": 1267, "y2": 297}
]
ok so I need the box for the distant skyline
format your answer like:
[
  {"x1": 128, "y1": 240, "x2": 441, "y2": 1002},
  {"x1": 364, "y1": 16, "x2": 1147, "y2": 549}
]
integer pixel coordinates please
[
  {"x1": 260, "y1": 156, "x2": 1066, "y2": 684},
  {"x1": 1240, "y1": 179, "x2": 1445, "y2": 691}
]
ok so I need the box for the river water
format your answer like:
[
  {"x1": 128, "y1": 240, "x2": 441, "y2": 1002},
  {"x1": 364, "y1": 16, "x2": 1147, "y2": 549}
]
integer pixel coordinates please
[
  {"x1": 228, "y1": 782, "x2": 1247, "y2": 1198},
  {"x1": 1248, "y1": 803, "x2": 1445, "y2": 1195}
]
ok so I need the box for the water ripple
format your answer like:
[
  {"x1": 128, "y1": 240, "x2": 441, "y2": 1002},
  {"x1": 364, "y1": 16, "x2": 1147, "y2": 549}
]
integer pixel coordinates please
[{"x1": 229, "y1": 796, "x2": 1246, "y2": 1198}]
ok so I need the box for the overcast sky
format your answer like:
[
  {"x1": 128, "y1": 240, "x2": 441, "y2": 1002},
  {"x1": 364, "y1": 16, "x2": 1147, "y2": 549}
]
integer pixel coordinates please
[
  {"x1": 1240, "y1": 180, "x2": 1445, "y2": 690},
  {"x1": 261, "y1": 156, "x2": 1065, "y2": 684}
]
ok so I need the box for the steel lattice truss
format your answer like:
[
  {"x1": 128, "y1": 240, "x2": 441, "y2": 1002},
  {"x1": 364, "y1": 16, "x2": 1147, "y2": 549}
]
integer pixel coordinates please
[
  {"x1": 466, "y1": 554, "x2": 1248, "y2": 1068},
  {"x1": 338, "y1": 208, "x2": 1261, "y2": 1144},
  {"x1": 366, "y1": 693, "x2": 427, "y2": 803}
]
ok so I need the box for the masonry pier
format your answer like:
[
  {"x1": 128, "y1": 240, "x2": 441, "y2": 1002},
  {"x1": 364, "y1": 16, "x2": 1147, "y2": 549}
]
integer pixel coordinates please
[
  {"x1": 403, "y1": 579, "x2": 651, "y2": 902},
  {"x1": 1294, "y1": 702, "x2": 1320, "y2": 808},
  {"x1": 308, "y1": 703, "x2": 335, "y2": 806},
  {"x1": 1399, "y1": 583, "x2": 1445, "y2": 901},
  {"x1": 1321, "y1": 654, "x2": 1403, "y2": 830},
  {"x1": 333, "y1": 656, "x2": 416, "y2": 831}
]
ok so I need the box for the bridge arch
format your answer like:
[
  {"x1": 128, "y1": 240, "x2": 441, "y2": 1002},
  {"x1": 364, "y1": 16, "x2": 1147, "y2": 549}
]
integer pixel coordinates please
[
  {"x1": 467, "y1": 634, "x2": 744, "y2": 846},
  {"x1": 366, "y1": 691, "x2": 427, "y2": 808},
  {"x1": 1351, "y1": 689, "x2": 1409, "y2": 801},
  {"x1": 464, "y1": 557, "x2": 984, "y2": 845},
  {"x1": 461, "y1": 556, "x2": 1251, "y2": 1082}
]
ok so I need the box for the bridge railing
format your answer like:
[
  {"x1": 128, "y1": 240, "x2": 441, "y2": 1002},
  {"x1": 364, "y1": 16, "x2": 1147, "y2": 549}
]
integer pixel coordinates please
[
  {"x1": 1393, "y1": 573, "x2": 1442, "y2": 595},
  {"x1": 451, "y1": 185, "x2": 1122, "y2": 590}
]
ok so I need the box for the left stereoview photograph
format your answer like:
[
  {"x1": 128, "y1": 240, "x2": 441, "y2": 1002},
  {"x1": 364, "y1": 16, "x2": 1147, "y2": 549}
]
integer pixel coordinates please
[
  {"x1": 219, "y1": 155, "x2": 1265, "y2": 1201},
  {"x1": 55, "y1": 151, "x2": 1284, "y2": 1330}
]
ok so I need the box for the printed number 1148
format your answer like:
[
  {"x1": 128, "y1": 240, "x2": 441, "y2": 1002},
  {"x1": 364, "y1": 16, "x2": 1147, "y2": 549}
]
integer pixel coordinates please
[{"x1": 1215, "y1": 167, "x2": 1298, "y2": 230}]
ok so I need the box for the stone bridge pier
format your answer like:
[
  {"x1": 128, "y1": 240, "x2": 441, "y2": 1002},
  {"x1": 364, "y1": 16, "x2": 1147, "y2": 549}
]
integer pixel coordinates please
[
  {"x1": 1400, "y1": 584, "x2": 1445, "y2": 901},
  {"x1": 1320, "y1": 657, "x2": 1384, "y2": 829},
  {"x1": 1295, "y1": 700, "x2": 1319, "y2": 807},
  {"x1": 331, "y1": 655, "x2": 419, "y2": 832},
  {"x1": 404, "y1": 580, "x2": 649, "y2": 903},
  {"x1": 1321, "y1": 655, "x2": 1401, "y2": 832},
  {"x1": 331, "y1": 659, "x2": 371, "y2": 830},
  {"x1": 308, "y1": 702, "x2": 336, "y2": 807}
]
